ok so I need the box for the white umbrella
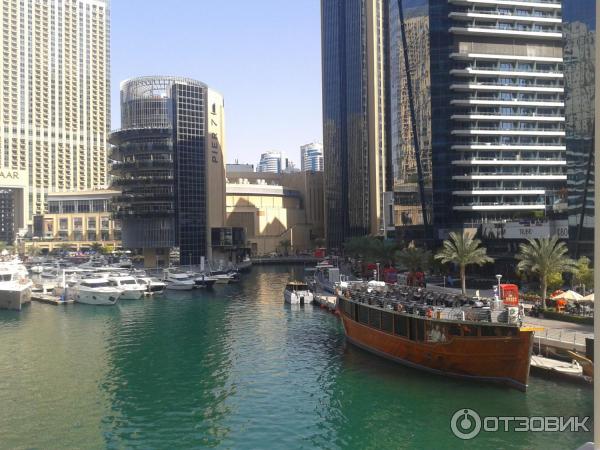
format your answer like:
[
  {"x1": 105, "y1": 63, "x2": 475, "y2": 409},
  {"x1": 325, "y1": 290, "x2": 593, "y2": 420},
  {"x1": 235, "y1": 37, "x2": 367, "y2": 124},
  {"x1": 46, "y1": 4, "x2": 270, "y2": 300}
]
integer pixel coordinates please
[
  {"x1": 551, "y1": 290, "x2": 584, "y2": 301},
  {"x1": 581, "y1": 293, "x2": 594, "y2": 302}
]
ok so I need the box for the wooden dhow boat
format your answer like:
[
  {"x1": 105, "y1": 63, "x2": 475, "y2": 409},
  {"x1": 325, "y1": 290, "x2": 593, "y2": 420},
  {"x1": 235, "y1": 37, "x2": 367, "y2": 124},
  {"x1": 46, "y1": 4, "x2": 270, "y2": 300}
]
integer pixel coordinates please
[{"x1": 337, "y1": 282, "x2": 541, "y2": 391}]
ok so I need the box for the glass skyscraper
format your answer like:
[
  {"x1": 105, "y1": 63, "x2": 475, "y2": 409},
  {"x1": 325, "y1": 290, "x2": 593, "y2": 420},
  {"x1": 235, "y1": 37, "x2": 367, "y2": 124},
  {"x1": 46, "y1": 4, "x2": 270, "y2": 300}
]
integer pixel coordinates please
[
  {"x1": 110, "y1": 76, "x2": 226, "y2": 266},
  {"x1": 321, "y1": 0, "x2": 389, "y2": 249},
  {"x1": 389, "y1": 0, "x2": 568, "y2": 245},
  {"x1": 563, "y1": 0, "x2": 595, "y2": 258}
]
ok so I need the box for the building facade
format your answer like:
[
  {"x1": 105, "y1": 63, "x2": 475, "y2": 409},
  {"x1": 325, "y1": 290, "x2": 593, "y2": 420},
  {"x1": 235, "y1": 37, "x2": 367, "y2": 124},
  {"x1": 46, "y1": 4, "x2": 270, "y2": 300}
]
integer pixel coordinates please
[
  {"x1": 226, "y1": 162, "x2": 255, "y2": 173},
  {"x1": 300, "y1": 142, "x2": 324, "y2": 172},
  {"x1": 28, "y1": 189, "x2": 121, "y2": 252},
  {"x1": 226, "y1": 171, "x2": 324, "y2": 255},
  {"x1": 110, "y1": 76, "x2": 226, "y2": 266},
  {"x1": 321, "y1": 0, "x2": 389, "y2": 249},
  {"x1": 257, "y1": 151, "x2": 285, "y2": 173},
  {"x1": 388, "y1": 0, "x2": 568, "y2": 249},
  {"x1": 0, "y1": 0, "x2": 110, "y2": 230},
  {"x1": 563, "y1": 0, "x2": 595, "y2": 258}
]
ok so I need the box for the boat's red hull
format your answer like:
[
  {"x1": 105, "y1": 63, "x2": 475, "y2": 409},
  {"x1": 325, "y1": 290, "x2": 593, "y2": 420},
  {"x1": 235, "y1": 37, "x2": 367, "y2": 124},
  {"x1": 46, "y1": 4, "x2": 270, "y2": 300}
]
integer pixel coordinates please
[{"x1": 341, "y1": 313, "x2": 535, "y2": 391}]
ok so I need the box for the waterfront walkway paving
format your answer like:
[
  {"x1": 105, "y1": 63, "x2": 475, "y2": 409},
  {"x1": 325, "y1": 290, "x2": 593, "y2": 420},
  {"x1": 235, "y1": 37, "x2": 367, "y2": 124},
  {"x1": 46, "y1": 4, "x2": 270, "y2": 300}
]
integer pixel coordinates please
[{"x1": 523, "y1": 316, "x2": 593, "y2": 351}]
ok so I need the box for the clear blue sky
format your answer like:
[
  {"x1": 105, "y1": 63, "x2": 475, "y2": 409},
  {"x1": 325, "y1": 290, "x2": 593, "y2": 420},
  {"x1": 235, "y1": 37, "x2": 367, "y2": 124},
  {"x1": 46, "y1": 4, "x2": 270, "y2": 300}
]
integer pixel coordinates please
[{"x1": 110, "y1": 0, "x2": 323, "y2": 167}]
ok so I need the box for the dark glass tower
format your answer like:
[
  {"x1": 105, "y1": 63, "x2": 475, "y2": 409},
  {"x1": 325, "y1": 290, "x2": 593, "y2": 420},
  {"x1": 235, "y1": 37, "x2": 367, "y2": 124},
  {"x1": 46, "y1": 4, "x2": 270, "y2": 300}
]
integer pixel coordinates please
[
  {"x1": 563, "y1": 0, "x2": 595, "y2": 258},
  {"x1": 389, "y1": 0, "x2": 567, "y2": 246},
  {"x1": 321, "y1": 0, "x2": 389, "y2": 249},
  {"x1": 110, "y1": 76, "x2": 210, "y2": 265}
]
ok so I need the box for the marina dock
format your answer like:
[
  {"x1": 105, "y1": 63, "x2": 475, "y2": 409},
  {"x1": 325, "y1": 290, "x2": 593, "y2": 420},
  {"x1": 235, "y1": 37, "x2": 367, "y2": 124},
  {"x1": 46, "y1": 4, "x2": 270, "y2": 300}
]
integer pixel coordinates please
[{"x1": 31, "y1": 293, "x2": 74, "y2": 305}]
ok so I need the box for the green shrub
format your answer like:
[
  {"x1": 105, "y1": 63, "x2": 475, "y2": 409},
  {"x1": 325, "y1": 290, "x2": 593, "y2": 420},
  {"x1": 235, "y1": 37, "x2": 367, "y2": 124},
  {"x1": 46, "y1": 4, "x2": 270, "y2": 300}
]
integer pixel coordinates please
[{"x1": 540, "y1": 311, "x2": 593, "y2": 326}]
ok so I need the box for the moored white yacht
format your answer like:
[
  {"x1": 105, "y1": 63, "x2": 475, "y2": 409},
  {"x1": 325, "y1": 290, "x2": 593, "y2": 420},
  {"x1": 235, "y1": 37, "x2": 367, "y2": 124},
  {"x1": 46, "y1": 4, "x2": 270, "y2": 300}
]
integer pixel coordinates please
[
  {"x1": 136, "y1": 277, "x2": 167, "y2": 295},
  {"x1": 284, "y1": 281, "x2": 313, "y2": 305},
  {"x1": 107, "y1": 275, "x2": 146, "y2": 300},
  {"x1": 72, "y1": 277, "x2": 121, "y2": 305},
  {"x1": 0, "y1": 259, "x2": 33, "y2": 311},
  {"x1": 163, "y1": 269, "x2": 195, "y2": 291}
]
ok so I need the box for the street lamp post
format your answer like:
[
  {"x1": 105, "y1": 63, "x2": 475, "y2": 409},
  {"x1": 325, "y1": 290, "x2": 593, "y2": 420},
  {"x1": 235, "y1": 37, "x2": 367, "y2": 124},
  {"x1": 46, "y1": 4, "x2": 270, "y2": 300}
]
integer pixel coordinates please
[{"x1": 495, "y1": 274, "x2": 502, "y2": 301}]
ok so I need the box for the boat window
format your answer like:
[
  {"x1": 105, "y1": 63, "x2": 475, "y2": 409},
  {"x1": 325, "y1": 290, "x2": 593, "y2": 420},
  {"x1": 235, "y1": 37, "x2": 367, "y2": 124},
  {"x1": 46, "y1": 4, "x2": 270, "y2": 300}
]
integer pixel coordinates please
[
  {"x1": 1, "y1": 274, "x2": 11, "y2": 281},
  {"x1": 82, "y1": 281, "x2": 110, "y2": 288},
  {"x1": 448, "y1": 324, "x2": 462, "y2": 336},
  {"x1": 413, "y1": 319, "x2": 425, "y2": 342},
  {"x1": 381, "y1": 311, "x2": 393, "y2": 333},
  {"x1": 343, "y1": 299, "x2": 353, "y2": 317},
  {"x1": 461, "y1": 325, "x2": 478, "y2": 337},
  {"x1": 369, "y1": 309, "x2": 381, "y2": 329},
  {"x1": 358, "y1": 305, "x2": 369, "y2": 324},
  {"x1": 394, "y1": 316, "x2": 408, "y2": 337},
  {"x1": 121, "y1": 280, "x2": 136, "y2": 285},
  {"x1": 353, "y1": 303, "x2": 359, "y2": 321},
  {"x1": 481, "y1": 326, "x2": 498, "y2": 337}
]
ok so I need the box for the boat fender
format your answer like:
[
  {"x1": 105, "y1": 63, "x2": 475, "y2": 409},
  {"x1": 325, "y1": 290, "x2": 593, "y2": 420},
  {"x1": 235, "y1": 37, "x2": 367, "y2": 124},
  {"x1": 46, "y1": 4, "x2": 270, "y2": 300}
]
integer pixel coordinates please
[
  {"x1": 426, "y1": 308, "x2": 433, "y2": 318},
  {"x1": 19, "y1": 277, "x2": 28, "y2": 284}
]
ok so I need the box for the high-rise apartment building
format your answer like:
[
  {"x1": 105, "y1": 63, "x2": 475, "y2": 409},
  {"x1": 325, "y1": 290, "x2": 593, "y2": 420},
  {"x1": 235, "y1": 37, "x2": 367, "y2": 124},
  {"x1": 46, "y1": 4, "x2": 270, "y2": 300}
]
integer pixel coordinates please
[
  {"x1": 300, "y1": 142, "x2": 324, "y2": 172},
  {"x1": 110, "y1": 76, "x2": 226, "y2": 266},
  {"x1": 389, "y1": 0, "x2": 568, "y2": 245},
  {"x1": 321, "y1": 0, "x2": 389, "y2": 249},
  {"x1": 0, "y1": 0, "x2": 110, "y2": 238},
  {"x1": 257, "y1": 151, "x2": 285, "y2": 173}
]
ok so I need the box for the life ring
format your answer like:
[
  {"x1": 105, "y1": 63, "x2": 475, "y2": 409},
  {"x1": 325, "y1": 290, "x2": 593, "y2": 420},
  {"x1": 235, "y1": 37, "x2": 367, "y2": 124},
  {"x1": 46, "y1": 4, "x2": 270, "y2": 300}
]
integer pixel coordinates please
[{"x1": 19, "y1": 277, "x2": 28, "y2": 285}]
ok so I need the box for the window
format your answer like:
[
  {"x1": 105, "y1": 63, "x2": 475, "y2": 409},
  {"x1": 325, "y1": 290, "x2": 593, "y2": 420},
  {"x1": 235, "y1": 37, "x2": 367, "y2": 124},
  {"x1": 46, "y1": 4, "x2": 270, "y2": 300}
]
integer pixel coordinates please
[
  {"x1": 73, "y1": 217, "x2": 82, "y2": 230},
  {"x1": 100, "y1": 217, "x2": 109, "y2": 229},
  {"x1": 369, "y1": 309, "x2": 381, "y2": 329},
  {"x1": 59, "y1": 218, "x2": 68, "y2": 230},
  {"x1": 62, "y1": 200, "x2": 75, "y2": 213},
  {"x1": 87, "y1": 230, "x2": 97, "y2": 241},
  {"x1": 87, "y1": 217, "x2": 96, "y2": 229},
  {"x1": 77, "y1": 202, "x2": 90, "y2": 213},
  {"x1": 358, "y1": 305, "x2": 369, "y2": 324},
  {"x1": 48, "y1": 202, "x2": 59, "y2": 213},
  {"x1": 381, "y1": 311, "x2": 393, "y2": 333},
  {"x1": 394, "y1": 316, "x2": 408, "y2": 337}
]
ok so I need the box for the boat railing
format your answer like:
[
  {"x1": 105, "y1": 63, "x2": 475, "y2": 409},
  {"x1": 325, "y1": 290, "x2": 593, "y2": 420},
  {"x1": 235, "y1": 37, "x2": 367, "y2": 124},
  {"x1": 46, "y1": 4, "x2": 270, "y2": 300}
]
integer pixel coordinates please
[{"x1": 343, "y1": 285, "x2": 521, "y2": 325}]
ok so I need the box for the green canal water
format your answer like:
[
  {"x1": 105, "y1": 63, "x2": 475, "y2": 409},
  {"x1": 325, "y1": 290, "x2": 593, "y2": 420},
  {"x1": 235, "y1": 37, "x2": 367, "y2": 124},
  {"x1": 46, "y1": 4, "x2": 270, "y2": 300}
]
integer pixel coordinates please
[{"x1": 0, "y1": 266, "x2": 592, "y2": 449}]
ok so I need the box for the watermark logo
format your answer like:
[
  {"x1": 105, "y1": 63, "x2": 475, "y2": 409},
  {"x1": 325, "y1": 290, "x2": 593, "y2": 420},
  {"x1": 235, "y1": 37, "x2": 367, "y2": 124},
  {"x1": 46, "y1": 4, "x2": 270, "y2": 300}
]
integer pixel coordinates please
[
  {"x1": 451, "y1": 409, "x2": 482, "y2": 440},
  {"x1": 450, "y1": 409, "x2": 590, "y2": 440}
]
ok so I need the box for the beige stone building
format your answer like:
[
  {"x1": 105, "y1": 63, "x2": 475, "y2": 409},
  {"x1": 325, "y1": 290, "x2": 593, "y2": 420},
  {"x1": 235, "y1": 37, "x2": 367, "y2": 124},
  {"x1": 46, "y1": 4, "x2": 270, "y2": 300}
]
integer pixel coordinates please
[
  {"x1": 26, "y1": 189, "x2": 121, "y2": 252},
  {"x1": 225, "y1": 171, "x2": 324, "y2": 255},
  {"x1": 0, "y1": 0, "x2": 110, "y2": 228}
]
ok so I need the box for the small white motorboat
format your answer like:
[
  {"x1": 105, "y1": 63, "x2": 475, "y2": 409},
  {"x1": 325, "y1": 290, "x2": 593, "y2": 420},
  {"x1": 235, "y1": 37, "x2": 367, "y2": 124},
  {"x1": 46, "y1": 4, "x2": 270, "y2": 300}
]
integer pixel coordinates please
[
  {"x1": 163, "y1": 269, "x2": 195, "y2": 291},
  {"x1": 107, "y1": 275, "x2": 146, "y2": 300},
  {"x1": 136, "y1": 277, "x2": 167, "y2": 295},
  {"x1": 73, "y1": 278, "x2": 121, "y2": 305},
  {"x1": 284, "y1": 281, "x2": 313, "y2": 305}
]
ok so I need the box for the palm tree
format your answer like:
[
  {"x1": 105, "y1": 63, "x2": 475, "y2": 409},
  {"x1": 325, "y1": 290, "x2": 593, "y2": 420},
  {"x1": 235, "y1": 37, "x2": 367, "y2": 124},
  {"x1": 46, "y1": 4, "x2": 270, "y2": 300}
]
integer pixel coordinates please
[
  {"x1": 516, "y1": 237, "x2": 577, "y2": 308},
  {"x1": 435, "y1": 231, "x2": 494, "y2": 294},
  {"x1": 279, "y1": 239, "x2": 291, "y2": 256},
  {"x1": 397, "y1": 246, "x2": 431, "y2": 273}
]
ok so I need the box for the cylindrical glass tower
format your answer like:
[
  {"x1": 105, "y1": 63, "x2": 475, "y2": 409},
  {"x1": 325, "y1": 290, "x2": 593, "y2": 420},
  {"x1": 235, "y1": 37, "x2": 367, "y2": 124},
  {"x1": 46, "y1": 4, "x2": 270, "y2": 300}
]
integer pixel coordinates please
[{"x1": 110, "y1": 76, "x2": 206, "y2": 250}]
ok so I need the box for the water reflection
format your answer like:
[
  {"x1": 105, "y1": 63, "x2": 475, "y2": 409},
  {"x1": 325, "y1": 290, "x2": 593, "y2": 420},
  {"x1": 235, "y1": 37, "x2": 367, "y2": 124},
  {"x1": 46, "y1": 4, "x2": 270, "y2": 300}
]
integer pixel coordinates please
[{"x1": 0, "y1": 266, "x2": 593, "y2": 449}]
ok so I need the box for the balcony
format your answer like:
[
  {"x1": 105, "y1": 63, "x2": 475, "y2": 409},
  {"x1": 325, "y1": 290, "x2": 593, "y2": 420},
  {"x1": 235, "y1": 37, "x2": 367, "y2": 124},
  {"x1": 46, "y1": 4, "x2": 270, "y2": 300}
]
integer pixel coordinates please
[
  {"x1": 453, "y1": 189, "x2": 546, "y2": 195},
  {"x1": 452, "y1": 127, "x2": 565, "y2": 136},
  {"x1": 452, "y1": 144, "x2": 565, "y2": 153},
  {"x1": 448, "y1": 0, "x2": 561, "y2": 11},
  {"x1": 451, "y1": 98, "x2": 564, "y2": 107},
  {"x1": 450, "y1": 82, "x2": 563, "y2": 93},
  {"x1": 451, "y1": 159, "x2": 566, "y2": 166},
  {"x1": 450, "y1": 68, "x2": 562, "y2": 78},
  {"x1": 453, "y1": 173, "x2": 566, "y2": 180},
  {"x1": 453, "y1": 203, "x2": 547, "y2": 211},
  {"x1": 449, "y1": 11, "x2": 561, "y2": 25},
  {"x1": 449, "y1": 24, "x2": 561, "y2": 40},
  {"x1": 451, "y1": 113, "x2": 564, "y2": 122}
]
